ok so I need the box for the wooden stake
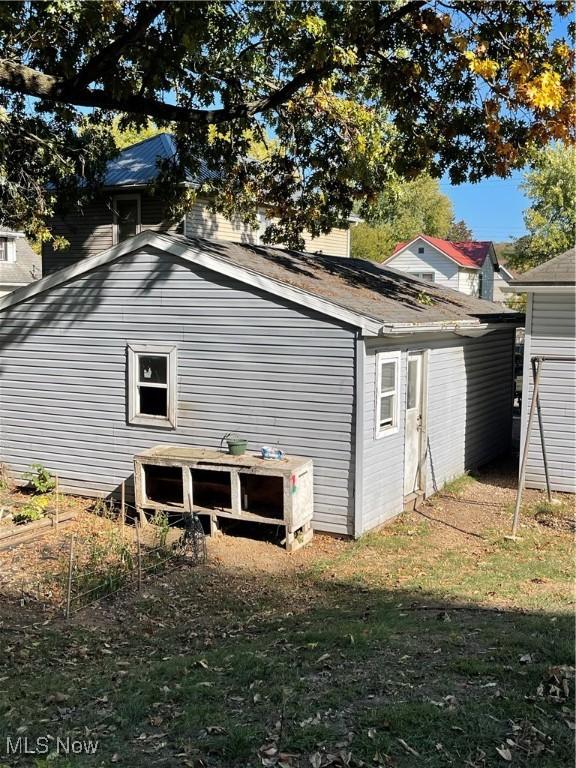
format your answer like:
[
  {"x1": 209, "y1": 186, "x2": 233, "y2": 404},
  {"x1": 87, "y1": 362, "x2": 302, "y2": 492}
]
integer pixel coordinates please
[
  {"x1": 120, "y1": 481, "x2": 126, "y2": 531},
  {"x1": 55, "y1": 475, "x2": 60, "y2": 528},
  {"x1": 135, "y1": 521, "x2": 142, "y2": 592},
  {"x1": 65, "y1": 535, "x2": 75, "y2": 620}
]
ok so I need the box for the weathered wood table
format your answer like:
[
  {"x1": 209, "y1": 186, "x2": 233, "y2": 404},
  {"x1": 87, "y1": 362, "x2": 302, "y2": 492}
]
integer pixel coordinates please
[{"x1": 134, "y1": 446, "x2": 314, "y2": 551}]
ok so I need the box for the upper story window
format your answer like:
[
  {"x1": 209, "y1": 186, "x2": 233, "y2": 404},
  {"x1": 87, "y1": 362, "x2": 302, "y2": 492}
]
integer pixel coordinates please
[
  {"x1": 113, "y1": 195, "x2": 141, "y2": 244},
  {"x1": 375, "y1": 351, "x2": 401, "y2": 438},
  {"x1": 0, "y1": 237, "x2": 7, "y2": 261},
  {"x1": 127, "y1": 344, "x2": 177, "y2": 428}
]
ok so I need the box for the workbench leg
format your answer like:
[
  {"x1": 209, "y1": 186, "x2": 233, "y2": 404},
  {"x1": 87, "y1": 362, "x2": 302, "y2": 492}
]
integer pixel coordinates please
[{"x1": 209, "y1": 514, "x2": 221, "y2": 537}]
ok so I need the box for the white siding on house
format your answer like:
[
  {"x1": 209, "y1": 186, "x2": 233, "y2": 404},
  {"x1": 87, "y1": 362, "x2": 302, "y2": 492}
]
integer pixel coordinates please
[
  {"x1": 521, "y1": 292, "x2": 576, "y2": 493},
  {"x1": 183, "y1": 205, "x2": 353, "y2": 256},
  {"x1": 0, "y1": 247, "x2": 357, "y2": 535},
  {"x1": 386, "y1": 242, "x2": 460, "y2": 290},
  {"x1": 493, "y1": 270, "x2": 511, "y2": 303},
  {"x1": 458, "y1": 268, "x2": 480, "y2": 296},
  {"x1": 360, "y1": 329, "x2": 515, "y2": 532}
]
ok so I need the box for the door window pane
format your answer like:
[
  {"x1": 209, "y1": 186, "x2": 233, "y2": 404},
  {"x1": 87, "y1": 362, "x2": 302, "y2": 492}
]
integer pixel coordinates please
[
  {"x1": 380, "y1": 361, "x2": 395, "y2": 392},
  {"x1": 407, "y1": 359, "x2": 419, "y2": 409},
  {"x1": 139, "y1": 355, "x2": 167, "y2": 384},
  {"x1": 116, "y1": 198, "x2": 139, "y2": 242}
]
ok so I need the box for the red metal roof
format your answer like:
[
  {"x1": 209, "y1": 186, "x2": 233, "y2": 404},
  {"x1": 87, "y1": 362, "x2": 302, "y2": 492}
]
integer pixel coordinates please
[{"x1": 391, "y1": 235, "x2": 492, "y2": 268}]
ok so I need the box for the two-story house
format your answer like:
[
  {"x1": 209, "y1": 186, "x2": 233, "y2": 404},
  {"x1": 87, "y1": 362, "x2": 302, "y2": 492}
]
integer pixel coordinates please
[
  {"x1": 42, "y1": 133, "x2": 354, "y2": 274},
  {"x1": 0, "y1": 228, "x2": 41, "y2": 297},
  {"x1": 386, "y1": 235, "x2": 499, "y2": 301}
]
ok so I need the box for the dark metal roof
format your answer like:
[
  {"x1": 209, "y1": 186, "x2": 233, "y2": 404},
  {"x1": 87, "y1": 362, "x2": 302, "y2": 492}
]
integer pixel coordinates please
[
  {"x1": 511, "y1": 247, "x2": 576, "y2": 286},
  {"x1": 175, "y1": 235, "x2": 521, "y2": 327},
  {"x1": 103, "y1": 133, "x2": 216, "y2": 188}
]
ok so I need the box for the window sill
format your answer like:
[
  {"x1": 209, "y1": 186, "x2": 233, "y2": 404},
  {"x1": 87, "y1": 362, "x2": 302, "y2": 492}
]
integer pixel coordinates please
[
  {"x1": 375, "y1": 425, "x2": 399, "y2": 439},
  {"x1": 128, "y1": 415, "x2": 176, "y2": 430}
]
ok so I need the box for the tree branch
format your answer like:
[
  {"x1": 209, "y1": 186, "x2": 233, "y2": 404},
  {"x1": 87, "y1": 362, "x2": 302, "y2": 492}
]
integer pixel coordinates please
[
  {"x1": 0, "y1": 1, "x2": 428, "y2": 124},
  {"x1": 70, "y1": 2, "x2": 167, "y2": 90}
]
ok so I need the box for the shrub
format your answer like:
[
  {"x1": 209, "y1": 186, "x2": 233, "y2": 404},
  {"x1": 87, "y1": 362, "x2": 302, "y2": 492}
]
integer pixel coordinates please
[
  {"x1": 23, "y1": 463, "x2": 56, "y2": 494},
  {"x1": 13, "y1": 495, "x2": 51, "y2": 524}
]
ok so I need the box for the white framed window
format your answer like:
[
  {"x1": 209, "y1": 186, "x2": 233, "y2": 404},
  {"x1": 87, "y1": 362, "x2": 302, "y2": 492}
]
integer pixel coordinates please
[
  {"x1": 113, "y1": 194, "x2": 141, "y2": 244},
  {"x1": 375, "y1": 351, "x2": 401, "y2": 438},
  {"x1": 0, "y1": 237, "x2": 7, "y2": 261},
  {"x1": 127, "y1": 344, "x2": 177, "y2": 428},
  {"x1": 410, "y1": 272, "x2": 435, "y2": 282}
]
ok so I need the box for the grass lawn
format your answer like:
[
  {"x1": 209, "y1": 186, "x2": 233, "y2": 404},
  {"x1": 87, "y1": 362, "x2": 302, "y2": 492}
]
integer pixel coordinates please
[{"x1": 0, "y1": 463, "x2": 573, "y2": 767}]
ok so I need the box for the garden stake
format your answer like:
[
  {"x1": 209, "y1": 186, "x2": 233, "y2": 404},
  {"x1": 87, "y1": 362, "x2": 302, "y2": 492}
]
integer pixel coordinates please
[
  {"x1": 55, "y1": 475, "x2": 59, "y2": 527},
  {"x1": 65, "y1": 535, "x2": 76, "y2": 620},
  {"x1": 136, "y1": 521, "x2": 142, "y2": 592},
  {"x1": 120, "y1": 481, "x2": 126, "y2": 531}
]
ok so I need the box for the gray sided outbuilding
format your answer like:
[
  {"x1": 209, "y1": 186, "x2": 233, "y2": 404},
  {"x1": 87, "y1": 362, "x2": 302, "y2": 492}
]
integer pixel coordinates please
[
  {"x1": 0, "y1": 232, "x2": 520, "y2": 536},
  {"x1": 509, "y1": 249, "x2": 576, "y2": 494}
]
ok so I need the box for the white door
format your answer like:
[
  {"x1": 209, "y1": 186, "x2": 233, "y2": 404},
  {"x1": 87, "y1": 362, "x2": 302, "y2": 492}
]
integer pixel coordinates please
[{"x1": 404, "y1": 352, "x2": 425, "y2": 495}]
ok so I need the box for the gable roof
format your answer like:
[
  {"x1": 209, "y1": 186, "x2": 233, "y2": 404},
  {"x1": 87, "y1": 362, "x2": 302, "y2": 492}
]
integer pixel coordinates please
[
  {"x1": 391, "y1": 235, "x2": 493, "y2": 269},
  {"x1": 103, "y1": 133, "x2": 216, "y2": 188},
  {"x1": 0, "y1": 231, "x2": 521, "y2": 335},
  {"x1": 509, "y1": 247, "x2": 576, "y2": 287}
]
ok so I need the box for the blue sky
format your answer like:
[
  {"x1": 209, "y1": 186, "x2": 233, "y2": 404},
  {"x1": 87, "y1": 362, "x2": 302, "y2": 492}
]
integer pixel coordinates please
[{"x1": 441, "y1": 172, "x2": 528, "y2": 243}]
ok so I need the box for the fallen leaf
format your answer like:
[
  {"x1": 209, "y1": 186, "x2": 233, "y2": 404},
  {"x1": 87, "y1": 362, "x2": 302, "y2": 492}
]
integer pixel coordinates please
[{"x1": 496, "y1": 745, "x2": 512, "y2": 761}]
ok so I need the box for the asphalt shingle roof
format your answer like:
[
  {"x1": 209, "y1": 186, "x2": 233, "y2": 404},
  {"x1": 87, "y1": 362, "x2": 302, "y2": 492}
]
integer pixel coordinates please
[
  {"x1": 175, "y1": 235, "x2": 520, "y2": 327},
  {"x1": 511, "y1": 247, "x2": 576, "y2": 285}
]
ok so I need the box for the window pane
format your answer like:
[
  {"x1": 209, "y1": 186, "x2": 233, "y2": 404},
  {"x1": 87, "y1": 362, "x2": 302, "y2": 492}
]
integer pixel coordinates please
[
  {"x1": 380, "y1": 394, "x2": 393, "y2": 425},
  {"x1": 380, "y1": 361, "x2": 395, "y2": 392},
  {"x1": 139, "y1": 386, "x2": 168, "y2": 417},
  {"x1": 0, "y1": 238, "x2": 7, "y2": 261},
  {"x1": 139, "y1": 355, "x2": 167, "y2": 384},
  {"x1": 116, "y1": 199, "x2": 139, "y2": 242},
  {"x1": 407, "y1": 359, "x2": 418, "y2": 409}
]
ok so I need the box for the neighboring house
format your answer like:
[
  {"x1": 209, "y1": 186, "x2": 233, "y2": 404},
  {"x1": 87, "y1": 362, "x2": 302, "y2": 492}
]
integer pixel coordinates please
[
  {"x1": 493, "y1": 264, "x2": 515, "y2": 304},
  {"x1": 0, "y1": 228, "x2": 41, "y2": 297},
  {"x1": 387, "y1": 235, "x2": 499, "y2": 301},
  {"x1": 0, "y1": 231, "x2": 521, "y2": 537},
  {"x1": 42, "y1": 133, "x2": 354, "y2": 275},
  {"x1": 508, "y1": 248, "x2": 576, "y2": 494}
]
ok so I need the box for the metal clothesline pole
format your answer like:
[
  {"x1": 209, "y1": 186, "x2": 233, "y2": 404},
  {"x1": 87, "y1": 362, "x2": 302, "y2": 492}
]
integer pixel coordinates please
[{"x1": 511, "y1": 354, "x2": 576, "y2": 537}]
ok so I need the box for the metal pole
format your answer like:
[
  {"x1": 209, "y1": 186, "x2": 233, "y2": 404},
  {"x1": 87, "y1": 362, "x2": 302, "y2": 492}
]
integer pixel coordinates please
[
  {"x1": 511, "y1": 358, "x2": 544, "y2": 537},
  {"x1": 135, "y1": 521, "x2": 142, "y2": 592},
  {"x1": 65, "y1": 535, "x2": 75, "y2": 619},
  {"x1": 532, "y1": 357, "x2": 552, "y2": 503}
]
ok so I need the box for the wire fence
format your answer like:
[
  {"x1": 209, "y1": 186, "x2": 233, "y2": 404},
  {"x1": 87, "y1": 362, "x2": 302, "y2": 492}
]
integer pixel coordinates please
[{"x1": 8, "y1": 497, "x2": 207, "y2": 618}]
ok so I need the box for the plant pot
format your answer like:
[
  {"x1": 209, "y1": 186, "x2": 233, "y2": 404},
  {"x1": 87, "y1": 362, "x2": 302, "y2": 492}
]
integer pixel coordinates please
[{"x1": 226, "y1": 439, "x2": 247, "y2": 456}]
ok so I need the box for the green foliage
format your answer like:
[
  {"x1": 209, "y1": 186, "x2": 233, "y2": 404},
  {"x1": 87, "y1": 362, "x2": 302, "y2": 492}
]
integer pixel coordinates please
[
  {"x1": 13, "y1": 494, "x2": 51, "y2": 524},
  {"x1": 351, "y1": 174, "x2": 453, "y2": 261},
  {"x1": 0, "y1": 2, "x2": 573, "y2": 248},
  {"x1": 441, "y1": 473, "x2": 476, "y2": 497},
  {"x1": 446, "y1": 218, "x2": 473, "y2": 241},
  {"x1": 509, "y1": 142, "x2": 576, "y2": 271},
  {"x1": 23, "y1": 463, "x2": 56, "y2": 494}
]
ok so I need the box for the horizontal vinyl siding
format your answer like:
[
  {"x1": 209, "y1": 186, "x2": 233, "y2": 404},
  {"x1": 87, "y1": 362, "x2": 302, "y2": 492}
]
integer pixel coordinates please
[
  {"x1": 523, "y1": 293, "x2": 576, "y2": 493},
  {"x1": 425, "y1": 330, "x2": 515, "y2": 492},
  {"x1": 302, "y1": 228, "x2": 349, "y2": 258},
  {"x1": 361, "y1": 341, "x2": 405, "y2": 532},
  {"x1": 386, "y1": 242, "x2": 460, "y2": 289},
  {"x1": 0, "y1": 248, "x2": 356, "y2": 534},
  {"x1": 360, "y1": 330, "x2": 515, "y2": 532},
  {"x1": 185, "y1": 199, "x2": 258, "y2": 243},
  {"x1": 458, "y1": 268, "x2": 479, "y2": 296}
]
